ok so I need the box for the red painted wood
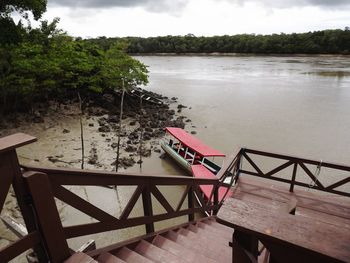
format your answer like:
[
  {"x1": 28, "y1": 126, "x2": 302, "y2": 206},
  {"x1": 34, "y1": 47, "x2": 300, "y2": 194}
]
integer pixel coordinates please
[
  {"x1": 97, "y1": 252, "x2": 126, "y2": 263},
  {"x1": 134, "y1": 240, "x2": 182, "y2": 262},
  {"x1": 115, "y1": 247, "x2": 153, "y2": 263},
  {"x1": 152, "y1": 235, "x2": 216, "y2": 263},
  {"x1": 64, "y1": 252, "x2": 98, "y2": 263}
]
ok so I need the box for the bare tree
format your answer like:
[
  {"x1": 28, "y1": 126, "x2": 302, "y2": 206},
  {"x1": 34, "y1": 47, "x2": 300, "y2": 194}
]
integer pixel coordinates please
[
  {"x1": 77, "y1": 91, "x2": 84, "y2": 169},
  {"x1": 115, "y1": 79, "x2": 125, "y2": 172}
]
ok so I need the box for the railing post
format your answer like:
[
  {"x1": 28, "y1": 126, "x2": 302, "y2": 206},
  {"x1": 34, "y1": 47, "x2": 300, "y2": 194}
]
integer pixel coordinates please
[
  {"x1": 23, "y1": 171, "x2": 71, "y2": 263},
  {"x1": 236, "y1": 148, "x2": 244, "y2": 178},
  {"x1": 213, "y1": 183, "x2": 219, "y2": 216},
  {"x1": 142, "y1": 183, "x2": 154, "y2": 234},
  {"x1": 290, "y1": 162, "x2": 298, "y2": 192},
  {"x1": 188, "y1": 185, "x2": 194, "y2": 221},
  {"x1": 0, "y1": 133, "x2": 47, "y2": 262}
]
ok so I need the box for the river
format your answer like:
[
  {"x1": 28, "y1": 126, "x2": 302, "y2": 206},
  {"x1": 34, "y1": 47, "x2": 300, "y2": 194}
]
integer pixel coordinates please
[{"x1": 132, "y1": 55, "x2": 350, "y2": 174}]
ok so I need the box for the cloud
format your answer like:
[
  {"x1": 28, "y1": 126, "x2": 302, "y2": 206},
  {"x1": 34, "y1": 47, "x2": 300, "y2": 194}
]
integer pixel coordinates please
[
  {"x1": 226, "y1": 0, "x2": 350, "y2": 9},
  {"x1": 49, "y1": 0, "x2": 189, "y2": 13}
]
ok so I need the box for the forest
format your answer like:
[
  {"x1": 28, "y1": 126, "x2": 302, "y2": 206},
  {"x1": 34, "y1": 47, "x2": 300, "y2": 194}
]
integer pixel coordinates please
[
  {"x1": 0, "y1": 1, "x2": 148, "y2": 114},
  {"x1": 88, "y1": 30, "x2": 350, "y2": 54}
]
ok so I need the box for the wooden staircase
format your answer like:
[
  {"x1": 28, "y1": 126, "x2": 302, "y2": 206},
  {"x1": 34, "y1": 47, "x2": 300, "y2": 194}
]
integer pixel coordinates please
[{"x1": 65, "y1": 217, "x2": 233, "y2": 263}]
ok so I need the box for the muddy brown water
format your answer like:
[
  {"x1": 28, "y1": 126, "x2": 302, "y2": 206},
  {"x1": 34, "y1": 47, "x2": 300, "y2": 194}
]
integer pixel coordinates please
[{"x1": 2, "y1": 55, "x2": 350, "y2": 259}]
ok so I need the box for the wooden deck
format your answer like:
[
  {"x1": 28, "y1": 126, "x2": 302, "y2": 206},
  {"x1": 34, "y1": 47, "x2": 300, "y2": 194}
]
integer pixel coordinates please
[{"x1": 218, "y1": 176, "x2": 350, "y2": 263}]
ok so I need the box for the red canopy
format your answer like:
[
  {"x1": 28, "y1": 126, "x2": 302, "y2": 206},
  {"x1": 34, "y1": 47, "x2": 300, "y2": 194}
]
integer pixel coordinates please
[
  {"x1": 191, "y1": 164, "x2": 232, "y2": 202},
  {"x1": 165, "y1": 127, "x2": 225, "y2": 157}
]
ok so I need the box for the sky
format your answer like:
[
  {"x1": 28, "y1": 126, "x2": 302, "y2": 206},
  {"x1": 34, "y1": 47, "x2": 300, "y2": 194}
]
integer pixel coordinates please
[{"x1": 35, "y1": 0, "x2": 350, "y2": 38}]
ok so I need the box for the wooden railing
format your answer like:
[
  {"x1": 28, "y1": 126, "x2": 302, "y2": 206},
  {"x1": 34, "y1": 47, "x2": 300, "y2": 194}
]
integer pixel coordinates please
[
  {"x1": 0, "y1": 134, "x2": 47, "y2": 262},
  {"x1": 237, "y1": 148, "x2": 350, "y2": 197},
  {"x1": 20, "y1": 159, "x2": 238, "y2": 263}
]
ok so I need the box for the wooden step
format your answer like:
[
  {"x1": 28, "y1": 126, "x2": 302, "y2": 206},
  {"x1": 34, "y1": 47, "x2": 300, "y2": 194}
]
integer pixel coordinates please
[
  {"x1": 152, "y1": 235, "x2": 216, "y2": 263},
  {"x1": 185, "y1": 224, "x2": 229, "y2": 246},
  {"x1": 196, "y1": 221, "x2": 233, "y2": 239},
  {"x1": 115, "y1": 247, "x2": 153, "y2": 263},
  {"x1": 164, "y1": 230, "x2": 231, "y2": 263},
  {"x1": 63, "y1": 252, "x2": 98, "y2": 263},
  {"x1": 134, "y1": 239, "x2": 183, "y2": 263},
  {"x1": 206, "y1": 218, "x2": 235, "y2": 232},
  {"x1": 98, "y1": 252, "x2": 126, "y2": 263},
  {"x1": 177, "y1": 227, "x2": 231, "y2": 257}
]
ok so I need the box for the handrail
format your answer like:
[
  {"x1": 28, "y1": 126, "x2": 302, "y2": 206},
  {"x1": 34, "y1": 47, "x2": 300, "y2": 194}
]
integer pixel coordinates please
[
  {"x1": 238, "y1": 148, "x2": 350, "y2": 197},
  {"x1": 21, "y1": 166, "x2": 223, "y2": 262}
]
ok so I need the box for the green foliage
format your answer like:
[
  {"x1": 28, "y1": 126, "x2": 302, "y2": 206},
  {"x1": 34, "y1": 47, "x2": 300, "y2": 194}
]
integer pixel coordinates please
[
  {"x1": 88, "y1": 30, "x2": 350, "y2": 55},
  {"x1": 0, "y1": 19, "x2": 149, "y2": 113},
  {"x1": 0, "y1": 0, "x2": 47, "y2": 20}
]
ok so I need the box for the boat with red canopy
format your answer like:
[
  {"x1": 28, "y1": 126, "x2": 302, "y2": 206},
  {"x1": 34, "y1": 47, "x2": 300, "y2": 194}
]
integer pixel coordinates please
[{"x1": 161, "y1": 127, "x2": 233, "y2": 201}]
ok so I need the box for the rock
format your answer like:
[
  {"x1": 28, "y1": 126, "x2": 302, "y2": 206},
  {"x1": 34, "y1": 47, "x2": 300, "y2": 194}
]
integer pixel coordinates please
[
  {"x1": 128, "y1": 132, "x2": 138, "y2": 140},
  {"x1": 191, "y1": 131, "x2": 197, "y2": 135},
  {"x1": 177, "y1": 104, "x2": 187, "y2": 109},
  {"x1": 171, "y1": 97, "x2": 177, "y2": 101},
  {"x1": 125, "y1": 145, "x2": 137, "y2": 152},
  {"x1": 143, "y1": 132, "x2": 152, "y2": 140},
  {"x1": 88, "y1": 148, "x2": 98, "y2": 165},
  {"x1": 107, "y1": 115, "x2": 119, "y2": 123},
  {"x1": 120, "y1": 157, "x2": 136, "y2": 168},
  {"x1": 129, "y1": 121, "x2": 136, "y2": 126},
  {"x1": 98, "y1": 126, "x2": 110, "y2": 132},
  {"x1": 185, "y1": 119, "x2": 191, "y2": 122},
  {"x1": 98, "y1": 118, "x2": 107, "y2": 126},
  {"x1": 145, "y1": 127, "x2": 153, "y2": 132},
  {"x1": 62, "y1": 129, "x2": 70, "y2": 134},
  {"x1": 88, "y1": 123, "x2": 94, "y2": 127},
  {"x1": 111, "y1": 142, "x2": 118, "y2": 148},
  {"x1": 137, "y1": 160, "x2": 143, "y2": 164},
  {"x1": 154, "y1": 148, "x2": 161, "y2": 153}
]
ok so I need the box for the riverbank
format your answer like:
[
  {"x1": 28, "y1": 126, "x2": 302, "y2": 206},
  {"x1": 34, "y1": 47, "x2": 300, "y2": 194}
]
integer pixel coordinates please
[
  {"x1": 0, "y1": 89, "x2": 195, "y2": 259},
  {"x1": 131, "y1": 53, "x2": 350, "y2": 57}
]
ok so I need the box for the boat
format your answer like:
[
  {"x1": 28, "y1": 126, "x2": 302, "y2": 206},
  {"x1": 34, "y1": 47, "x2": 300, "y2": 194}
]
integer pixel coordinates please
[
  {"x1": 161, "y1": 127, "x2": 233, "y2": 201},
  {"x1": 161, "y1": 127, "x2": 225, "y2": 174}
]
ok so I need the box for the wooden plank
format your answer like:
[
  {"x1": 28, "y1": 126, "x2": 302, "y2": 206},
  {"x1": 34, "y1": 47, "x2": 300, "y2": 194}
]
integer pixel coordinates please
[
  {"x1": 234, "y1": 176, "x2": 350, "y2": 220},
  {"x1": 217, "y1": 198, "x2": 350, "y2": 262},
  {"x1": 176, "y1": 185, "x2": 190, "y2": 212},
  {"x1": 0, "y1": 154, "x2": 13, "y2": 212},
  {"x1": 0, "y1": 133, "x2": 37, "y2": 154},
  {"x1": 23, "y1": 171, "x2": 71, "y2": 263},
  {"x1": 8, "y1": 151, "x2": 48, "y2": 262},
  {"x1": 119, "y1": 185, "x2": 144, "y2": 220},
  {"x1": 1, "y1": 215, "x2": 28, "y2": 237},
  {"x1": 134, "y1": 240, "x2": 182, "y2": 262},
  {"x1": 63, "y1": 252, "x2": 98, "y2": 263},
  {"x1": 216, "y1": 153, "x2": 239, "y2": 180},
  {"x1": 0, "y1": 232, "x2": 41, "y2": 263},
  {"x1": 97, "y1": 252, "x2": 126, "y2": 263},
  {"x1": 87, "y1": 216, "x2": 214, "y2": 258},
  {"x1": 149, "y1": 185, "x2": 174, "y2": 213},
  {"x1": 142, "y1": 185, "x2": 155, "y2": 234},
  {"x1": 152, "y1": 235, "x2": 217, "y2": 263},
  {"x1": 64, "y1": 205, "x2": 218, "y2": 239},
  {"x1": 243, "y1": 148, "x2": 350, "y2": 172},
  {"x1": 52, "y1": 184, "x2": 119, "y2": 223}
]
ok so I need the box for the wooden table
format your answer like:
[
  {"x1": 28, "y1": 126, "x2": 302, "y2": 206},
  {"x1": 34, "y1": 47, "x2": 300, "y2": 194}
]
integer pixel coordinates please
[{"x1": 217, "y1": 198, "x2": 350, "y2": 263}]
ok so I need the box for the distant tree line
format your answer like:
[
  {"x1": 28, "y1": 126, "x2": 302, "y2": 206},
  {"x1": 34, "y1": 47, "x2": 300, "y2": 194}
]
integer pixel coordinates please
[
  {"x1": 0, "y1": 1, "x2": 148, "y2": 114},
  {"x1": 88, "y1": 30, "x2": 350, "y2": 55}
]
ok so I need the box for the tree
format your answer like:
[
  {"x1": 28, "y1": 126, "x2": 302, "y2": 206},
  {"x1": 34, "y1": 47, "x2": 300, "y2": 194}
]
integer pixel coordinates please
[{"x1": 1, "y1": 0, "x2": 47, "y2": 45}]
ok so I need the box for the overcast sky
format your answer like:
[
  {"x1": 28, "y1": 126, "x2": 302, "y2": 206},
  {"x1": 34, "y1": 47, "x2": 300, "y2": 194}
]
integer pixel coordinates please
[{"x1": 37, "y1": 0, "x2": 350, "y2": 37}]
